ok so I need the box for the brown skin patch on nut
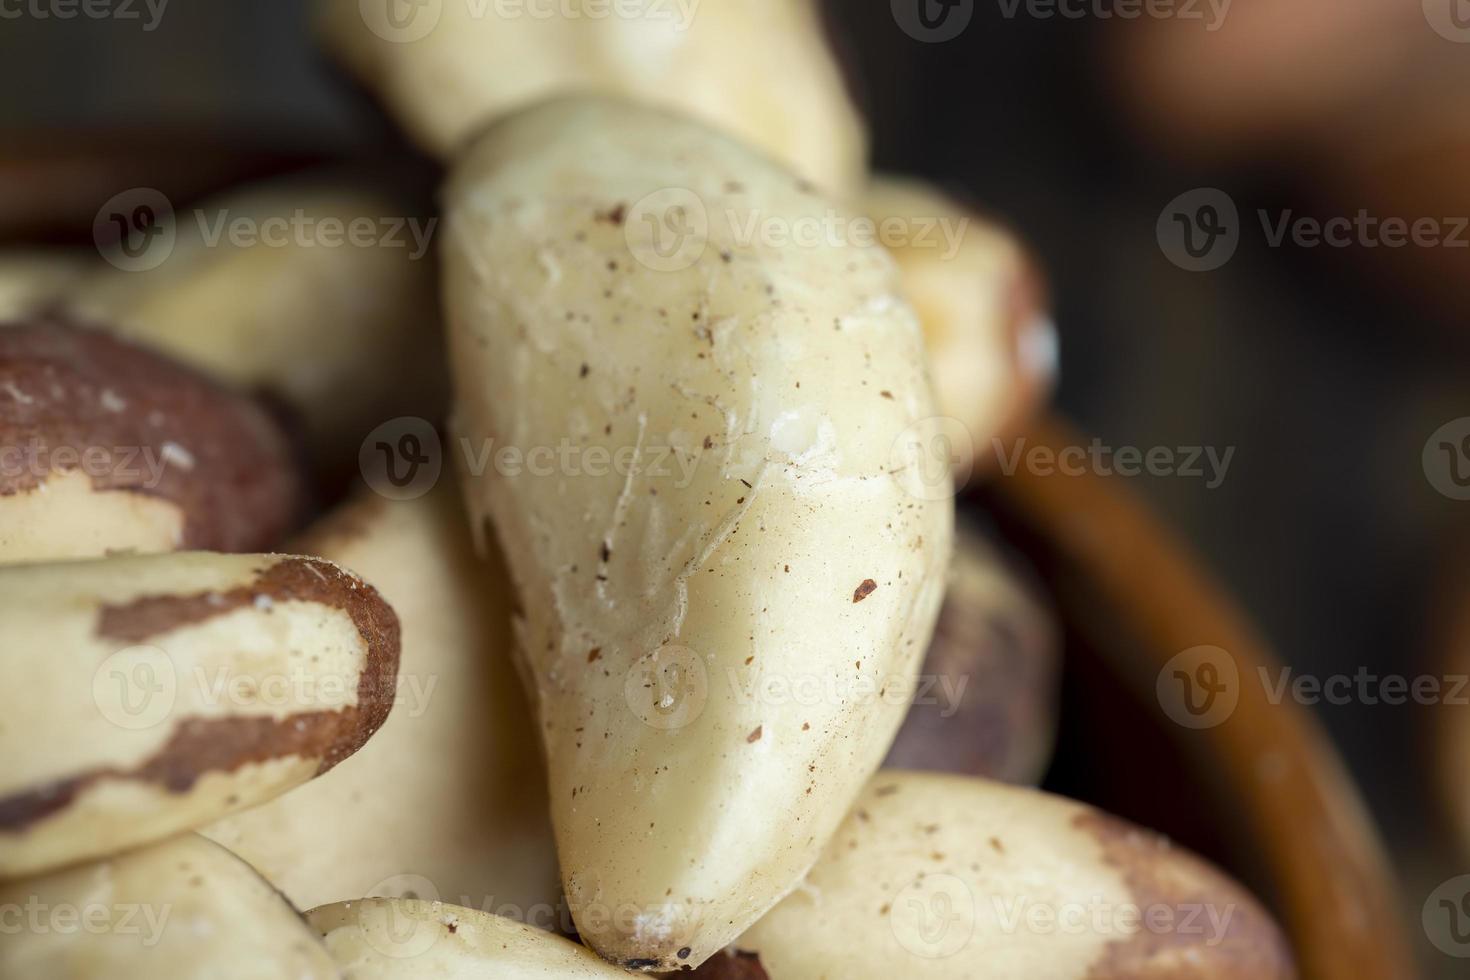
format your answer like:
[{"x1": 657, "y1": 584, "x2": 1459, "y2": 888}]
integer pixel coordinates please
[
  {"x1": 0, "y1": 558, "x2": 400, "y2": 834},
  {"x1": 680, "y1": 950, "x2": 769, "y2": 979},
  {"x1": 884, "y1": 541, "x2": 1058, "y2": 783},
  {"x1": 852, "y1": 579, "x2": 877, "y2": 603},
  {"x1": 1073, "y1": 810, "x2": 1296, "y2": 979},
  {"x1": 0, "y1": 316, "x2": 303, "y2": 552}
]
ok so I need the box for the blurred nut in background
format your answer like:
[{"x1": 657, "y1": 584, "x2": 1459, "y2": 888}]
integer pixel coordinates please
[
  {"x1": 865, "y1": 177, "x2": 1056, "y2": 479},
  {"x1": 315, "y1": 0, "x2": 867, "y2": 197},
  {"x1": 67, "y1": 175, "x2": 445, "y2": 479},
  {"x1": 885, "y1": 521, "x2": 1060, "y2": 785},
  {"x1": 0, "y1": 835, "x2": 339, "y2": 980},
  {"x1": 0, "y1": 250, "x2": 88, "y2": 320}
]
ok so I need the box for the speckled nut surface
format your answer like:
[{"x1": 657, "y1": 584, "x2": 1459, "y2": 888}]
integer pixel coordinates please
[
  {"x1": 66, "y1": 177, "x2": 442, "y2": 468},
  {"x1": 884, "y1": 522, "x2": 1059, "y2": 785},
  {"x1": 0, "y1": 317, "x2": 303, "y2": 562},
  {"x1": 0, "y1": 834, "x2": 341, "y2": 980},
  {"x1": 0, "y1": 552, "x2": 400, "y2": 879},
  {"x1": 689, "y1": 772, "x2": 1296, "y2": 980},
  {"x1": 204, "y1": 488, "x2": 560, "y2": 915},
  {"x1": 315, "y1": 0, "x2": 866, "y2": 197},
  {"x1": 864, "y1": 177, "x2": 1056, "y2": 479},
  {"x1": 443, "y1": 97, "x2": 953, "y2": 971},
  {"x1": 308, "y1": 899, "x2": 632, "y2": 978}
]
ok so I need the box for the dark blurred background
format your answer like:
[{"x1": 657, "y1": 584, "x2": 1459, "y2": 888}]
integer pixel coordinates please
[{"x1": 3, "y1": 2, "x2": 1466, "y2": 975}]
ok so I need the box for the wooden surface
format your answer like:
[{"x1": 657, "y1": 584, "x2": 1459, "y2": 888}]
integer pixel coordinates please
[{"x1": 987, "y1": 414, "x2": 1417, "y2": 980}]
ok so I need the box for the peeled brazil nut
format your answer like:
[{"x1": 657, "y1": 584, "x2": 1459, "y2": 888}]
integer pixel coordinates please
[
  {"x1": 204, "y1": 487, "x2": 559, "y2": 916},
  {"x1": 315, "y1": 0, "x2": 866, "y2": 197},
  {"x1": 884, "y1": 522, "x2": 1059, "y2": 785},
  {"x1": 66, "y1": 177, "x2": 442, "y2": 470},
  {"x1": 0, "y1": 317, "x2": 303, "y2": 563},
  {"x1": 865, "y1": 177, "x2": 1056, "y2": 479},
  {"x1": 0, "y1": 552, "x2": 399, "y2": 879},
  {"x1": 0, "y1": 249, "x2": 89, "y2": 320},
  {"x1": 692, "y1": 772, "x2": 1297, "y2": 979},
  {"x1": 308, "y1": 899, "x2": 633, "y2": 978},
  {"x1": 0, "y1": 833, "x2": 340, "y2": 979},
  {"x1": 443, "y1": 97, "x2": 952, "y2": 970}
]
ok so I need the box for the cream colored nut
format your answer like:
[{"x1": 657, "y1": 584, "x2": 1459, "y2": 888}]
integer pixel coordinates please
[
  {"x1": 309, "y1": 898, "x2": 630, "y2": 978},
  {"x1": 204, "y1": 487, "x2": 559, "y2": 916},
  {"x1": 885, "y1": 522, "x2": 1059, "y2": 785},
  {"x1": 65, "y1": 176, "x2": 443, "y2": 469},
  {"x1": 443, "y1": 96, "x2": 952, "y2": 971},
  {"x1": 865, "y1": 177, "x2": 1056, "y2": 479},
  {"x1": 315, "y1": 0, "x2": 866, "y2": 197},
  {"x1": 0, "y1": 317, "x2": 304, "y2": 563},
  {"x1": 696, "y1": 772, "x2": 1296, "y2": 979},
  {"x1": 0, "y1": 552, "x2": 400, "y2": 879},
  {"x1": 0, "y1": 249, "x2": 89, "y2": 321},
  {"x1": 0, "y1": 834, "x2": 340, "y2": 980}
]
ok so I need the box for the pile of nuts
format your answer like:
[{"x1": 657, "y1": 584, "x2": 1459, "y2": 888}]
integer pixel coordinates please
[{"x1": 0, "y1": 2, "x2": 1298, "y2": 976}]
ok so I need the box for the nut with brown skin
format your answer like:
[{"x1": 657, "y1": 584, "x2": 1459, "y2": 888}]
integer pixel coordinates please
[
  {"x1": 0, "y1": 834, "x2": 341, "y2": 979},
  {"x1": 864, "y1": 178, "x2": 1056, "y2": 482},
  {"x1": 65, "y1": 176, "x2": 444, "y2": 478},
  {"x1": 0, "y1": 316, "x2": 304, "y2": 563},
  {"x1": 885, "y1": 522, "x2": 1059, "y2": 785},
  {"x1": 690, "y1": 772, "x2": 1297, "y2": 980},
  {"x1": 203, "y1": 487, "x2": 560, "y2": 917},
  {"x1": 0, "y1": 552, "x2": 400, "y2": 879}
]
